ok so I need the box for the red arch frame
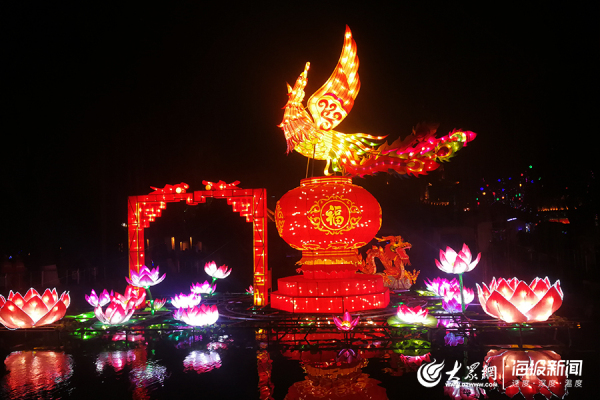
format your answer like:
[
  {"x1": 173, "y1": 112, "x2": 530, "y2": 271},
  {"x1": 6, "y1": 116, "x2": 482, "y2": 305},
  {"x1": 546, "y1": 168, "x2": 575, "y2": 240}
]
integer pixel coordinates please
[{"x1": 127, "y1": 182, "x2": 270, "y2": 306}]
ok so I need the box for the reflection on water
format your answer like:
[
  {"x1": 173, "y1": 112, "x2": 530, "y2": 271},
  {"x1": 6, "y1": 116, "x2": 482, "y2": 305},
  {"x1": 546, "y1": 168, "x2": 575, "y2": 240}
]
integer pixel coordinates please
[
  {"x1": 96, "y1": 348, "x2": 145, "y2": 373},
  {"x1": 0, "y1": 329, "x2": 588, "y2": 399},
  {"x1": 96, "y1": 346, "x2": 168, "y2": 399},
  {"x1": 283, "y1": 348, "x2": 388, "y2": 400},
  {"x1": 130, "y1": 360, "x2": 169, "y2": 400},
  {"x1": 183, "y1": 350, "x2": 222, "y2": 373},
  {"x1": 2, "y1": 351, "x2": 74, "y2": 399}
]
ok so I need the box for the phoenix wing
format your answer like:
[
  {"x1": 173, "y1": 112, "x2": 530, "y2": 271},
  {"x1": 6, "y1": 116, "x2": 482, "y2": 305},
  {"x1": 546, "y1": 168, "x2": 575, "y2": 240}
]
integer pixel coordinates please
[{"x1": 307, "y1": 25, "x2": 360, "y2": 132}]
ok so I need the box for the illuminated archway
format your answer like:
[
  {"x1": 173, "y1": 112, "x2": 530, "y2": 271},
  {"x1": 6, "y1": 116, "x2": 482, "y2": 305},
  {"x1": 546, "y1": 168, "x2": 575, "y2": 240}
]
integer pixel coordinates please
[{"x1": 127, "y1": 181, "x2": 270, "y2": 306}]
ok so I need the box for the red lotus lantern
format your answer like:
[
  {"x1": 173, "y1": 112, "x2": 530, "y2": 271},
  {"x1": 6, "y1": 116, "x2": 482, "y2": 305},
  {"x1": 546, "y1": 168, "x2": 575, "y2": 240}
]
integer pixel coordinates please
[
  {"x1": 272, "y1": 176, "x2": 389, "y2": 313},
  {"x1": 483, "y1": 349, "x2": 568, "y2": 400}
]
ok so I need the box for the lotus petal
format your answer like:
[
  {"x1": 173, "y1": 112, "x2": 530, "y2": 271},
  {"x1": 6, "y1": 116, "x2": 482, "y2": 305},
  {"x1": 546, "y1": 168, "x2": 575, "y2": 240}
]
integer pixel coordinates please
[
  {"x1": 21, "y1": 296, "x2": 50, "y2": 322},
  {"x1": 508, "y1": 281, "x2": 540, "y2": 314},
  {"x1": 35, "y1": 300, "x2": 68, "y2": 326},
  {"x1": 0, "y1": 300, "x2": 35, "y2": 329},
  {"x1": 23, "y1": 288, "x2": 41, "y2": 302},
  {"x1": 483, "y1": 290, "x2": 528, "y2": 323},
  {"x1": 524, "y1": 285, "x2": 563, "y2": 322}
]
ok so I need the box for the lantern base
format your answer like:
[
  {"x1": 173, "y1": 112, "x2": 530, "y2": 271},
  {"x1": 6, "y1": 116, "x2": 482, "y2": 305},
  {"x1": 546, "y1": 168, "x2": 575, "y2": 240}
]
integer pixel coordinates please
[{"x1": 271, "y1": 274, "x2": 390, "y2": 313}]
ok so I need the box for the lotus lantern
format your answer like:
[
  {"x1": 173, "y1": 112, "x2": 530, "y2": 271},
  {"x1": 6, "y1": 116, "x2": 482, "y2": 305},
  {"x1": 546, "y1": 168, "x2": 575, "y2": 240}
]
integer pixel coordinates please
[
  {"x1": 333, "y1": 311, "x2": 360, "y2": 331},
  {"x1": 477, "y1": 277, "x2": 563, "y2": 323},
  {"x1": 85, "y1": 289, "x2": 112, "y2": 308},
  {"x1": 204, "y1": 261, "x2": 231, "y2": 280},
  {"x1": 126, "y1": 265, "x2": 166, "y2": 288},
  {"x1": 436, "y1": 244, "x2": 481, "y2": 274},
  {"x1": 191, "y1": 281, "x2": 216, "y2": 295},
  {"x1": 174, "y1": 304, "x2": 219, "y2": 327},
  {"x1": 0, "y1": 288, "x2": 70, "y2": 329}
]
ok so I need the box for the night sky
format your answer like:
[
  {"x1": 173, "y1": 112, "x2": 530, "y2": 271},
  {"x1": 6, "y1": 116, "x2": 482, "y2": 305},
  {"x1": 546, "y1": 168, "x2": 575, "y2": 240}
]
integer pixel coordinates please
[{"x1": 2, "y1": 3, "x2": 598, "y2": 265}]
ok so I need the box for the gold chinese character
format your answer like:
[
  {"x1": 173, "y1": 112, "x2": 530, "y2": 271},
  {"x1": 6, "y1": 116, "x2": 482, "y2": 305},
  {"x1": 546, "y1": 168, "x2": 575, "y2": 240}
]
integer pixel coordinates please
[{"x1": 325, "y1": 205, "x2": 344, "y2": 226}]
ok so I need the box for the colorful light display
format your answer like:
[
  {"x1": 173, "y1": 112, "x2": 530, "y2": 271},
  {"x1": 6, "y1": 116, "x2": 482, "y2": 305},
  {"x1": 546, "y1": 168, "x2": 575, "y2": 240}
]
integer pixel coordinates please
[
  {"x1": 174, "y1": 304, "x2": 219, "y2": 327},
  {"x1": 333, "y1": 310, "x2": 360, "y2": 331},
  {"x1": 151, "y1": 298, "x2": 166, "y2": 311},
  {"x1": 128, "y1": 182, "x2": 270, "y2": 306},
  {"x1": 388, "y1": 304, "x2": 438, "y2": 327},
  {"x1": 191, "y1": 281, "x2": 216, "y2": 295},
  {"x1": 477, "y1": 277, "x2": 563, "y2": 323},
  {"x1": 483, "y1": 349, "x2": 567, "y2": 399},
  {"x1": 0, "y1": 288, "x2": 70, "y2": 329},
  {"x1": 126, "y1": 265, "x2": 166, "y2": 288},
  {"x1": 396, "y1": 305, "x2": 430, "y2": 324},
  {"x1": 94, "y1": 300, "x2": 135, "y2": 325},
  {"x1": 204, "y1": 261, "x2": 231, "y2": 280},
  {"x1": 94, "y1": 285, "x2": 145, "y2": 325},
  {"x1": 436, "y1": 244, "x2": 481, "y2": 274},
  {"x1": 85, "y1": 289, "x2": 112, "y2": 308},
  {"x1": 279, "y1": 25, "x2": 476, "y2": 177},
  {"x1": 272, "y1": 176, "x2": 389, "y2": 313},
  {"x1": 171, "y1": 293, "x2": 201, "y2": 309}
]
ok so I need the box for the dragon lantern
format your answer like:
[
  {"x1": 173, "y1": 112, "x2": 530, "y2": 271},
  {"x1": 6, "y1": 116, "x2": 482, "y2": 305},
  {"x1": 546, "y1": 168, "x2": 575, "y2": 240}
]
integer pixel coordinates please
[{"x1": 359, "y1": 236, "x2": 419, "y2": 290}]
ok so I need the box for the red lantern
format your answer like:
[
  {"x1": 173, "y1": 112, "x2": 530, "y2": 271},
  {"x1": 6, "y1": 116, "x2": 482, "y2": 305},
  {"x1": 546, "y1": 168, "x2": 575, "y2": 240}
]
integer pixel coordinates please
[
  {"x1": 276, "y1": 176, "x2": 381, "y2": 271},
  {"x1": 272, "y1": 177, "x2": 389, "y2": 313}
]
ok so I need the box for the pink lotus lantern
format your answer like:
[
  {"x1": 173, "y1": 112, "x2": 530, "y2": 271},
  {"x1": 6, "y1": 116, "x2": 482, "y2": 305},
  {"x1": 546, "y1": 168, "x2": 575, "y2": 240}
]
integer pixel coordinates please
[
  {"x1": 436, "y1": 244, "x2": 481, "y2": 274},
  {"x1": 246, "y1": 285, "x2": 254, "y2": 295},
  {"x1": 94, "y1": 300, "x2": 135, "y2": 325},
  {"x1": 171, "y1": 293, "x2": 201, "y2": 309},
  {"x1": 442, "y1": 298, "x2": 463, "y2": 313},
  {"x1": 425, "y1": 277, "x2": 474, "y2": 305},
  {"x1": 435, "y1": 244, "x2": 480, "y2": 313},
  {"x1": 204, "y1": 261, "x2": 231, "y2": 280},
  {"x1": 113, "y1": 285, "x2": 146, "y2": 310},
  {"x1": 191, "y1": 281, "x2": 216, "y2": 295},
  {"x1": 174, "y1": 304, "x2": 219, "y2": 327},
  {"x1": 126, "y1": 265, "x2": 166, "y2": 288},
  {"x1": 0, "y1": 288, "x2": 70, "y2": 329},
  {"x1": 126, "y1": 265, "x2": 165, "y2": 315},
  {"x1": 396, "y1": 305, "x2": 429, "y2": 324},
  {"x1": 85, "y1": 289, "x2": 112, "y2": 308},
  {"x1": 425, "y1": 277, "x2": 458, "y2": 296},
  {"x1": 477, "y1": 277, "x2": 563, "y2": 323},
  {"x1": 333, "y1": 310, "x2": 360, "y2": 331},
  {"x1": 94, "y1": 286, "x2": 145, "y2": 325},
  {"x1": 151, "y1": 298, "x2": 166, "y2": 311},
  {"x1": 442, "y1": 288, "x2": 475, "y2": 313}
]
